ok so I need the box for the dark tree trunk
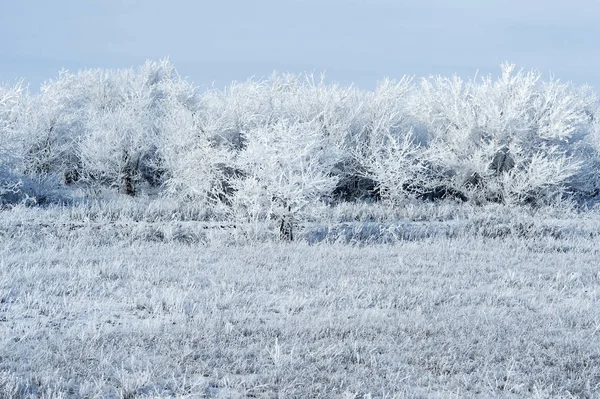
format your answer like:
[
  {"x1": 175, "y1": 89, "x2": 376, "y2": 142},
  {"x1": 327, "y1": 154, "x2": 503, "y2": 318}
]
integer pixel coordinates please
[
  {"x1": 123, "y1": 172, "x2": 136, "y2": 196},
  {"x1": 121, "y1": 150, "x2": 139, "y2": 196},
  {"x1": 279, "y1": 205, "x2": 294, "y2": 241}
]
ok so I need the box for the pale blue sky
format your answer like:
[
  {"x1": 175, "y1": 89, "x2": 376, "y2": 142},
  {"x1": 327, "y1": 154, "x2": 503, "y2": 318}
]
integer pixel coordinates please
[{"x1": 1, "y1": 0, "x2": 598, "y2": 91}]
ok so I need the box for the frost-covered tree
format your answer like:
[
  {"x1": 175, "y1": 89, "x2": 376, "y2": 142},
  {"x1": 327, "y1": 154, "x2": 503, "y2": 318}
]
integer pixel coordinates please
[
  {"x1": 197, "y1": 79, "x2": 271, "y2": 149},
  {"x1": 356, "y1": 77, "x2": 431, "y2": 203},
  {"x1": 1, "y1": 81, "x2": 69, "y2": 206},
  {"x1": 157, "y1": 91, "x2": 234, "y2": 217},
  {"x1": 281, "y1": 75, "x2": 371, "y2": 202},
  {"x1": 410, "y1": 64, "x2": 599, "y2": 205},
  {"x1": 0, "y1": 81, "x2": 26, "y2": 203},
  {"x1": 0, "y1": 81, "x2": 24, "y2": 167},
  {"x1": 228, "y1": 119, "x2": 341, "y2": 239},
  {"x1": 78, "y1": 60, "x2": 186, "y2": 195},
  {"x1": 12, "y1": 59, "x2": 196, "y2": 196},
  {"x1": 16, "y1": 69, "x2": 107, "y2": 183},
  {"x1": 78, "y1": 60, "x2": 192, "y2": 195},
  {"x1": 192, "y1": 72, "x2": 371, "y2": 211},
  {"x1": 262, "y1": 73, "x2": 371, "y2": 202}
]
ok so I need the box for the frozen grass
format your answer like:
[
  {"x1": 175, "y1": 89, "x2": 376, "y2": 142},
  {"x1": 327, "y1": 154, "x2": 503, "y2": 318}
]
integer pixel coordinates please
[{"x1": 1, "y1": 206, "x2": 600, "y2": 398}]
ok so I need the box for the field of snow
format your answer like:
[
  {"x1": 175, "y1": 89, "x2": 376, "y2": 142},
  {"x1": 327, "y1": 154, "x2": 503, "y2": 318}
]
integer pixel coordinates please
[
  {"x1": 2, "y1": 60, "x2": 600, "y2": 397},
  {"x1": 1, "y1": 203, "x2": 599, "y2": 398}
]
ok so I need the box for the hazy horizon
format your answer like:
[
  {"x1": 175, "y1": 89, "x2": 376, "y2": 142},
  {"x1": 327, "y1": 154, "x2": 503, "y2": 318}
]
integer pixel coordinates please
[{"x1": 1, "y1": 0, "x2": 598, "y2": 91}]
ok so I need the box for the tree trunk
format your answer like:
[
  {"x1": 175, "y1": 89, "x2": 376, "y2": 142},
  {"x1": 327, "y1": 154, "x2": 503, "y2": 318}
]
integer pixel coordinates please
[
  {"x1": 279, "y1": 205, "x2": 293, "y2": 241},
  {"x1": 121, "y1": 150, "x2": 138, "y2": 196}
]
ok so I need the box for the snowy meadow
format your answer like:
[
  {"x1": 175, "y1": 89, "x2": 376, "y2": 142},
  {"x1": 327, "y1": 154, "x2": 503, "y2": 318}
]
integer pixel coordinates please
[{"x1": 1, "y1": 61, "x2": 600, "y2": 397}]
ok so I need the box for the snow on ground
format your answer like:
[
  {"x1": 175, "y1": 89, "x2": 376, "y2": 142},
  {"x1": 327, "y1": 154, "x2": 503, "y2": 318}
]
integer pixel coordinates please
[{"x1": 1, "y1": 204, "x2": 600, "y2": 398}]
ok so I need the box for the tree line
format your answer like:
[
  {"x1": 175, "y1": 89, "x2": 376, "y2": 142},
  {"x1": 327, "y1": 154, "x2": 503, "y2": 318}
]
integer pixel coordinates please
[{"x1": 1, "y1": 60, "x2": 599, "y2": 237}]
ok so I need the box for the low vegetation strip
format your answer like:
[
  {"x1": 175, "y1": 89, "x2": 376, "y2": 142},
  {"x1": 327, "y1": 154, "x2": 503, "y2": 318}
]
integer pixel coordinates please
[
  {"x1": 1, "y1": 230, "x2": 599, "y2": 397},
  {"x1": 2, "y1": 61, "x2": 600, "y2": 241}
]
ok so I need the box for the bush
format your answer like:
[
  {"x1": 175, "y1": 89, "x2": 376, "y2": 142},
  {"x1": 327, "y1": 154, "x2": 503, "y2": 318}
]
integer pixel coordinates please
[
  {"x1": 0, "y1": 81, "x2": 25, "y2": 171},
  {"x1": 3, "y1": 61, "x2": 600, "y2": 222},
  {"x1": 410, "y1": 64, "x2": 599, "y2": 205},
  {"x1": 228, "y1": 119, "x2": 341, "y2": 239},
  {"x1": 0, "y1": 167, "x2": 67, "y2": 208}
]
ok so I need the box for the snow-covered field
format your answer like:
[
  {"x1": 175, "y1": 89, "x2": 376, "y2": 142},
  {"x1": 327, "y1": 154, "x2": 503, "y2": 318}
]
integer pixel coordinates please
[
  {"x1": 1, "y1": 204, "x2": 599, "y2": 398},
  {"x1": 2, "y1": 61, "x2": 600, "y2": 397}
]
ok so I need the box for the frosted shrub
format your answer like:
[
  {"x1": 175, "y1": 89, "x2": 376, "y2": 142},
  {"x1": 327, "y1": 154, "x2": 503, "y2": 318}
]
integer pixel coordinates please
[
  {"x1": 412, "y1": 64, "x2": 599, "y2": 205},
  {"x1": 267, "y1": 73, "x2": 367, "y2": 139},
  {"x1": 552, "y1": 89, "x2": 600, "y2": 203},
  {"x1": 229, "y1": 119, "x2": 341, "y2": 239},
  {"x1": 3, "y1": 60, "x2": 600, "y2": 212},
  {"x1": 80, "y1": 99, "x2": 151, "y2": 195},
  {"x1": 197, "y1": 79, "x2": 270, "y2": 150},
  {"x1": 0, "y1": 82, "x2": 25, "y2": 172},
  {"x1": 0, "y1": 82, "x2": 69, "y2": 206},
  {"x1": 0, "y1": 82, "x2": 31, "y2": 205},
  {"x1": 198, "y1": 72, "x2": 373, "y2": 205},
  {"x1": 14, "y1": 59, "x2": 196, "y2": 196},
  {"x1": 0, "y1": 167, "x2": 64, "y2": 207},
  {"x1": 158, "y1": 96, "x2": 234, "y2": 218},
  {"x1": 357, "y1": 77, "x2": 431, "y2": 203},
  {"x1": 197, "y1": 72, "x2": 368, "y2": 144},
  {"x1": 78, "y1": 60, "x2": 194, "y2": 195},
  {"x1": 18, "y1": 70, "x2": 104, "y2": 182},
  {"x1": 263, "y1": 73, "x2": 372, "y2": 202},
  {"x1": 362, "y1": 129, "x2": 427, "y2": 202},
  {"x1": 292, "y1": 77, "x2": 372, "y2": 202}
]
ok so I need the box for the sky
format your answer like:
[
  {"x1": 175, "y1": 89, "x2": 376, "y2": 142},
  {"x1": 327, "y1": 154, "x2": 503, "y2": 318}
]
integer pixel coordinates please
[{"x1": 1, "y1": 0, "x2": 598, "y2": 92}]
